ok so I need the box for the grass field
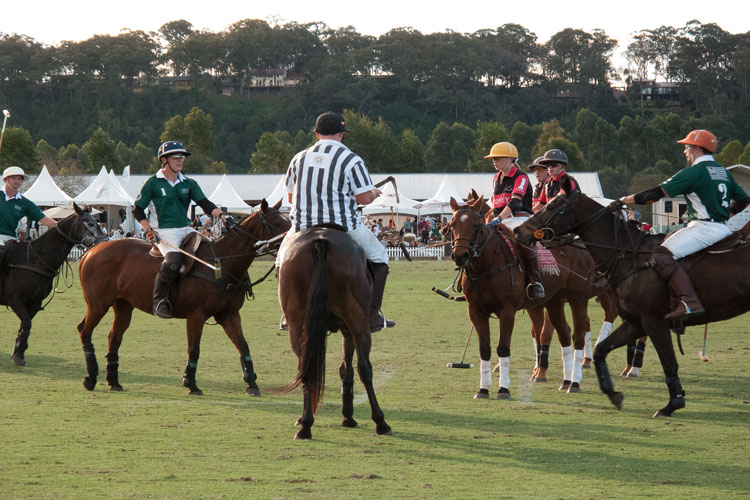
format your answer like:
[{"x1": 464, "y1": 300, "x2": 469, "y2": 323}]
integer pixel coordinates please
[{"x1": 1, "y1": 259, "x2": 749, "y2": 499}]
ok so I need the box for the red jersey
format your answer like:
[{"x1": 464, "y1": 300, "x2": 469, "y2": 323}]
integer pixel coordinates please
[
  {"x1": 492, "y1": 166, "x2": 533, "y2": 216},
  {"x1": 538, "y1": 171, "x2": 579, "y2": 205}
]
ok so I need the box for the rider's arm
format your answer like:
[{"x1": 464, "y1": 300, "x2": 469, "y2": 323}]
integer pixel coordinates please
[
  {"x1": 730, "y1": 195, "x2": 750, "y2": 215},
  {"x1": 355, "y1": 188, "x2": 382, "y2": 205},
  {"x1": 195, "y1": 198, "x2": 220, "y2": 218},
  {"x1": 622, "y1": 186, "x2": 667, "y2": 205},
  {"x1": 39, "y1": 216, "x2": 58, "y2": 228}
]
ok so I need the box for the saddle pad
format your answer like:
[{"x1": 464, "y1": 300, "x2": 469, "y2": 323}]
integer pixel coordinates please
[
  {"x1": 497, "y1": 231, "x2": 517, "y2": 260},
  {"x1": 537, "y1": 243, "x2": 560, "y2": 276}
]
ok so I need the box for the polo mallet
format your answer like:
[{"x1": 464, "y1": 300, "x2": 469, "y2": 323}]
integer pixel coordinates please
[
  {"x1": 431, "y1": 286, "x2": 465, "y2": 301},
  {"x1": 158, "y1": 240, "x2": 222, "y2": 280},
  {"x1": 698, "y1": 324, "x2": 709, "y2": 362},
  {"x1": 447, "y1": 325, "x2": 474, "y2": 369},
  {"x1": 254, "y1": 231, "x2": 287, "y2": 254},
  {"x1": 0, "y1": 109, "x2": 10, "y2": 154},
  {"x1": 373, "y1": 176, "x2": 399, "y2": 203}
]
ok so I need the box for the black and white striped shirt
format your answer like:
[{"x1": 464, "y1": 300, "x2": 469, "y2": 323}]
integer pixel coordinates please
[{"x1": 284, "y1": 139, "x2": 374, "y2": 231}]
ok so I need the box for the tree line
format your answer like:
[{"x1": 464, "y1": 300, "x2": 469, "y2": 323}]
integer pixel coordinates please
[{"x1": 1, "y1": 18, "x2": 749, "y2": 199}]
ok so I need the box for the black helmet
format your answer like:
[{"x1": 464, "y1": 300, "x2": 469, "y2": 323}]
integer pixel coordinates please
[
  {"x1": 157, "y1": 141, "x2": 191, "y2": 159},
  {"x1": 528, "y1": 156, "x2": 546, "y2": 172},
  {"x1": 539, "y1": 149, "x2": 568, "y2": 166}
]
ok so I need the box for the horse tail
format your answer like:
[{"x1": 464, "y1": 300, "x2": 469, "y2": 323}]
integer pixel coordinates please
[{"x1": 297, "y1": 238, "x2": 330, "y2": 414}]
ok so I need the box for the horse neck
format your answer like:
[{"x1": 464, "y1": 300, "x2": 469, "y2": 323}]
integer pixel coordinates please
[
  {"x1": 467, "y1": 226, "x2": 506, "y2": 272},
  {"x1": 28, "y1": 219, "x2": 76, "y2": 267},
  {"x1": 575, "y1": 207, "x2": 656, "y2": 270},
  {"x1": 210, "y1": 218, "x2": 262, "y2": 273}
]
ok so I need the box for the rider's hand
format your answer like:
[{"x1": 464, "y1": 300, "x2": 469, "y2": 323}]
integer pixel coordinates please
[
  {"x1": 607, "y1": 199, "x2": 624, "y2": 211},
  {"x1": 145, "y1": 228, "x2": 160, "y2": 243}
]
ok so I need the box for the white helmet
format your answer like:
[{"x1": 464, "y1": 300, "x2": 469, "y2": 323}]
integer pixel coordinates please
[{"x1": 2, "y1": 166, "x2": 27, "y2": 181}]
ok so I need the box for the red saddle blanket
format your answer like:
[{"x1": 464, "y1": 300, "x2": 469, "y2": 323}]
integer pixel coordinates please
[{"x1": 496, "y1": 231, "x2": 560, "y2": 276}]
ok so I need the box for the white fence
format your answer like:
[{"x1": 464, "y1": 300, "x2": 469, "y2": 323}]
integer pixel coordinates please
[{"x1": 386, "y1": 245, "x2": 448, "y2": 261}]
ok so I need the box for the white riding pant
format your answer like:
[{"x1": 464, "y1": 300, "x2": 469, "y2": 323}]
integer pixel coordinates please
[
  {"x1": 661, "y1": 220, "x2": 730, "y2": 259},
  {"x1": 155, "y1": 227, "x2": 196, "y2": 256},
  {"x1": 276, "y1": 223, "x2": 388, "y2": 268},
  {"x1": 501, "y1": 215, "x2": 530, "y2": 230}
]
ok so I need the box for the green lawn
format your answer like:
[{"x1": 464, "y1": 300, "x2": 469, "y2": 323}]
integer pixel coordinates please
[{"x1": 1, "y1": 260, "x2": 748, "y2": 499}]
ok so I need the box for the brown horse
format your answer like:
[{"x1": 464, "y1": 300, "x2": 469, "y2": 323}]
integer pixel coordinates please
[
  {"x1": 75, "y1": 200, "x2": 290, "y2": 395},
  {"x1": 277, "y1": 226, "x2": 392, "y2": 439},
  {"x1": 515, "y1": 182, "x2": 750, "y2": 416},
  {"x1": 446, "y1": 196, "x2": 593, "y2": 398},
  {"x1": 3, "y1": 203, "x2": 107, "y2": 366},
  {"x1": 465, "y1": 190, "x2": 599, "y2": 387}
]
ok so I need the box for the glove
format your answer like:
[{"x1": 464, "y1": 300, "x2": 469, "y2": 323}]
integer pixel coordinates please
[
  {"x1": 145, "y1": 228, "x2": 160, "y2": 243},
  {"x1": 607, "y1": 199, "x2": 624, "y2": 211}
]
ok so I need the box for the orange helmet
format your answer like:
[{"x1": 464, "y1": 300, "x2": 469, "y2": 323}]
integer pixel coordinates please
[{"x1": 676, "y1": 130, "x2": 717, "y2": 153}]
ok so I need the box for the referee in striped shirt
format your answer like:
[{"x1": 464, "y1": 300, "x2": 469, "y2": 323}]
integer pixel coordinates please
[{"x1": 277, "y1": 112, "x2": 395, "y2": 332}]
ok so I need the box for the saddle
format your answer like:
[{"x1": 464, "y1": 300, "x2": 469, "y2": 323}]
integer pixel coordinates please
[
  {"x1": 678, "y1": 230, "x2": 745, "y2": 273},
  {"x1": 148, "y1": 232, "x2": 206, "y2": 277},
  {"x1": 493, "y1": 226, "x2": 560, "y2": 276}
]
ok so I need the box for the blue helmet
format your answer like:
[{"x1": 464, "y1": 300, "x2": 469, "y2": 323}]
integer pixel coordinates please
[{"x1": 157, "y1": 141, "x2": 191, "y2": 159}]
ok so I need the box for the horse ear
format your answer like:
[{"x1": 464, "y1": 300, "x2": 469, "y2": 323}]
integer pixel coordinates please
[
  {"x1": 271, "y1": 199, "x2": 282, "y2": 210},
  {"x1": 470, "y1": 196, "x2": 483, "y2": 210},
  {"x1": 470, "y1": 188, "x2": 479, "y2": 199},
  {"x1": 260, "y1": 199, "x2": 269, "y2": 212},
  {"x1": 449, "y1": 197, "x2": 460, "y2": 211},
  {"x1": 73, "y1": 202, "x2": 83, "y2": 215},
  {"x1": 561, "y1": 176, "x2": 573, "y2": 196}
]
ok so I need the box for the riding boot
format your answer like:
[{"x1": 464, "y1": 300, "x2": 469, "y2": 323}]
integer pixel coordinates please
[
  {"x1": 651, "y1": 247, "x2": 705, "y2": 321},
  {"x1": 153, "y1": 252, "x2": 182, "y2": 319},
  {"x1": 369, "y1": 262, "x2": 395, "y2": 333},
  {"x1": 0, "y1": 243, "x2": 8, "y2": 272},
  {"x1": 518, "y1": 244, "x2": 545, "y2": 300}
]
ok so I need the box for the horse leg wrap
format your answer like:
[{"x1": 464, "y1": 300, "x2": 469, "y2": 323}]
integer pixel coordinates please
[
  {"x1": 480, "y1": 359, "x2": 492, "y2": 390},
  {"x1": 626, "y1": 342, "x2": 636, "y2": 366},
  {"x1": 561, "y1": 345, "x2": 574, "y2": 381},
  {"x1": 657, "y1": 375, "x2": 686, "y2": 416},
  {"x1": 105, "y1": 352, "x2": 119, "y2": 386},
  {"x1": 240, "y1": 355, "x2": 257, "y2": 383},
  {"x1": 633, "y1": 341, "x2": 647, "y2": 368},
  {"x1": 595, "y1": 322, "x2": 613, "y2": 347},
  {"x1": 182, "y1": 360, "x2": 198, "y2": 388},
  {"x1": 584, "y1": 331, "x2": 592, "y2": 359},
  {"x1": 539, "y1": 345, "x2": 550, "y2": 369},
  {"x1": 572, "y1": 349, "x2": 584, "y2": 384},
  {"x1": 83, "y1": 348, "x2": 98, "y2": 377},
  {"x1": 594, "y1": 359, "x2": 615, "y2": 394},
  {"x1": 498, "y1": 357, "x2": 511, "y2": 390},
  {"x1": 12, "y1": 328, "x2": 29, "y2": 356}
]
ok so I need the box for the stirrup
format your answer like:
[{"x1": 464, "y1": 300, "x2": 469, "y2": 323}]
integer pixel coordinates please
[
  {"x1": 526, "y1": 282, "x2": 545, "y2": 300},
  {"x1": 154, "y1": 298, "x2": 173, "y2": 319},
  {"x1": 665, "y1": 300, "x2": 705, "y2": 321},
  {"x1": 370, "y1": 311, "x2": 395, "y2": 333}
]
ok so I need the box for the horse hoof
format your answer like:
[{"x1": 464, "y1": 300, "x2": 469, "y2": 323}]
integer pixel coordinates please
[
  {"x1": 559, "y1": 380, "x2": 571, "y2": 391},
  {"x1": 11, "y1": 355, "x2": 26, "y2": 367},
  {"x1": 342, "y1": 418, "x2": 358, "y2": 428},
  {"x1": 188, "y1": 389, "x2": 204, "y2": 396},
  {"x1": 294, "y1": 429, "x2": 312, "y2": 440},
  {"x1": 609, "y1": 392, "x2": 624, "y2": 409},
  {"x1": 620, "y1": 368, "x2": 630, "y2": 377},
  {"x1": 82, "y1": 377, "x2": 97, "y2": 391},
  {"x1": 376, "y1": 423, "x2": 393, "y2": 435},
  {"x1": 626, "y1": 371, "x2": 639, "y2": 378},
  {"x1": 474, "y1": 389, "x2": 490, "y2": 399},
  {"x1": 245, "y1": 386, "x2": 261, "y2": 397},
  {"x1": 582, "y1": 358, "x2": 592, "y2": 369},
  {"x1": 496, "y1": 388, "x2": 511, "y2": 400},
  {"x1": 533, "y1": 377, "x2": 547, "y2": 383},
  {"x1": 109, "y1": 384, "x2": 124, "y2": 392},
  {"x1": 567, "y1": 382, "x2": 581, "y2": 393}
]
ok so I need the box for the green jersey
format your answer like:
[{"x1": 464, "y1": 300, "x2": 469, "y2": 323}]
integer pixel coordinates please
[
  {"x1": 660, "y1": 159, "x2": 747, "y2": 223},
  {"x1": 0, "y1": 189, "x2": 45, "y2": 237},
  {"x1": 134, "y1": 172, "x2": 207, "y2": 229}
]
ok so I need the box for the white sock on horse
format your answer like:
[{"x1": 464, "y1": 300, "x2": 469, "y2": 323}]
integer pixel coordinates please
[
  {"x1": 532, "y1": 337, "x2": 539, "y2": 370},
  {"x1": 573, "y1": 349, "x2": 584, "y2": 383},
  {"x1": 584, "y1": 331, "x2": 592, "y2": 359},
  {"x1": 498, "y1": 356, "x2": 511, "y2": 390},
  {"x1": 480, "y1": 359, "x2": 492, "y2": 390},
  {"x1": 561, "y1": 345, "x2": 574, "y2": 381},
  {"x1": 595, "y1": 321, "x2": 614, "y2": 347}
]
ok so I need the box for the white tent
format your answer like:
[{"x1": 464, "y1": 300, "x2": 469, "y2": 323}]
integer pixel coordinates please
[
  {"x1": 23, "y1": 165, "x2": 73, "y2": 206},
  {"x1": 261, "y1": 177, "x2": 293, "y2": 211},
  {"x1": 413, "y1": 175, "x2": 465, "y2": 213},
  {"x1": 194, "y1": 174, "x2": 253, "y2": 214},
  {"x1": 73, "y1": 166, "x2": 135, "y2": 232},
  {"x1": 361, "y1": 182, "x2": 419, "y2": 220}
]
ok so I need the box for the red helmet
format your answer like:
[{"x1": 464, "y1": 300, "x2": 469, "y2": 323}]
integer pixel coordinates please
[{"x1": 677, "y1": 130, "x2": 717, "y2": 153}]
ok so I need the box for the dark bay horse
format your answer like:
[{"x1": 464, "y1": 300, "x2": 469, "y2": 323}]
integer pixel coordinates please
[
  {"x1": 446, "y1": 196, "x2": 593, "y2": 399},
  {"x1": 2, "y1": 203, "x2": 106, "y2": 366},
  {"x1": 76, "y1": 200, "x2": 290, "y2": 395},
  {"x1": 464, "y1": 190, "x2": 599, "y2": 387},
  {"x1": 277, "y1": 226, "x2": 392, "y2": 439},
  {"x1": 515, "y1": 182, "x2": 750, "y2": 417}
]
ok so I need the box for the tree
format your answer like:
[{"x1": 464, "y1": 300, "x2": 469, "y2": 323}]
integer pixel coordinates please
[
  {"x1": 0, "y1": 127, "x2": 37, "y2": 171},
  {"x1": 159, "y1": 20, "x2": 195, "y2": 76},
  {"x1": 341, "y1": 111, "x2": 398, "y2": 172},
  {"x1": 510, "y1": 121, "x2": 543, "y2": 165},
  {"x1": 116, "y1": 141, "x2": 154, "y2": 174},
  {"x1": 715, "y1": 140, "x2": 745, "y2": 167},
  {"x1": 35, "y1": 139, "x2": 61, "y2": 173},
  {"x1": 58, "y1": 144, "x2": 90, "y2": 175},
  {"x1": 574, "y1": 108, "x2": 620, "y2": 170},
  {"x1": 543, "y1": 28, "x2": 616, "y2": 85},
  {"x1": 397, "y1": 129, "x2": 426, "y2": 172},
  {"x1": 82, "y1": 128, "x2": 120, "y2": 172},
  {"x1": 738, "y1": 143, "x2": 750, "y2": 166},
  {"x1": 468, "y1": 121, "x2": 509, "y2": 172},
  {"x1": 249, "y1": 131, "x2": 295, "y2": 173},
  {"x1": 424, "y1": 122, "x2": 476, "y2": 172}
]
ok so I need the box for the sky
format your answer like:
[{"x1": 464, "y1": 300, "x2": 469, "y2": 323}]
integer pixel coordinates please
[{"x1": 3, "y1": 0, "x2": 747, "y2": 74}]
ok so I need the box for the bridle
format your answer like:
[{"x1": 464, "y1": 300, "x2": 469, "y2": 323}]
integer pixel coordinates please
[
  {"x1": 54, "y1": 216, "x2": 102, "y2": 248},
  {"x1": 449, "y1": 208, "x2": 494, "y2": 262}
]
